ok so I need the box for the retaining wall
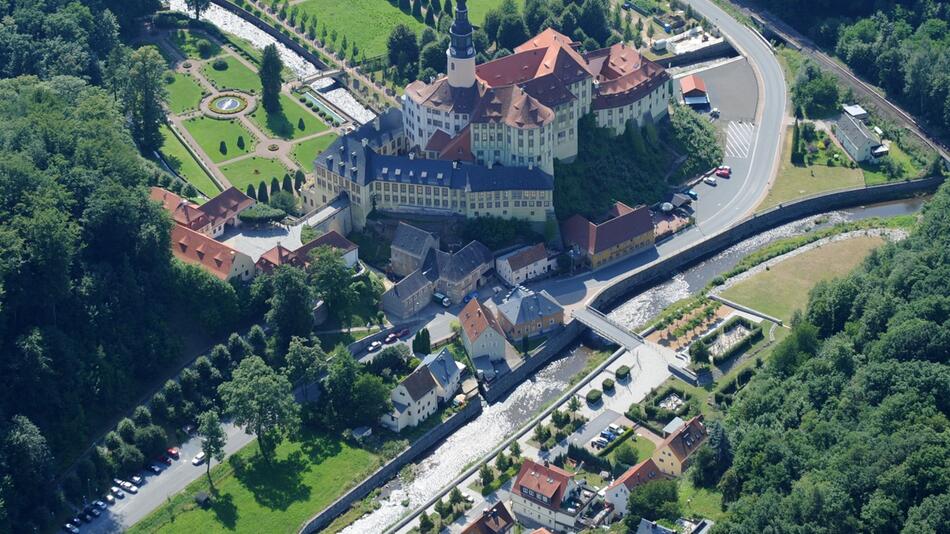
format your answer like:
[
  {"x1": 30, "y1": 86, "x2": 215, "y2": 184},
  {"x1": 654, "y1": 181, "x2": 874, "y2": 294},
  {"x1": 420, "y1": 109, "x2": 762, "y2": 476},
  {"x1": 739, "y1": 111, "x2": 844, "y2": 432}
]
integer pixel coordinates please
[
  {"x1": 481, "y1": 320, "x2": 585, "y2": 404},
  {"x1": 210, "y1": 0, "x2": 328, "y2": 70},
  {"x1": 591, "y1": 177, "x2": 942, "y2": 312},
  {"x1": 298, "y1": 399, "x2": 482, "y2": 534},
  {"x1": 658, "y1": 40, "x2": 738, "y2": 68}
]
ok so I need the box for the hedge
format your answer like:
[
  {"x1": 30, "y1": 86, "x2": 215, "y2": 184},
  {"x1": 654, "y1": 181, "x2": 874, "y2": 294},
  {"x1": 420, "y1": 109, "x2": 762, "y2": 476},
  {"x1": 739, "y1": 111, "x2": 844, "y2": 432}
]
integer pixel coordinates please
[
  {"x1": 616, "y1": 365, "x2": 631, "y2": 380},
  {"x1": 586, "y1": 389, "x2": 603, "y2": 404},
  {"x1": 602, "y1": 378, "x2": 615, "y2": 391},
  {"x1": 597, "y1": 428, "x2": 635, "y2": 458},
  {"x1": 711, "y1": 325, "x2": 764, "y2": 365},
  {"x1": 719, "y1": 367, "x2": 756, "y2": 395}
]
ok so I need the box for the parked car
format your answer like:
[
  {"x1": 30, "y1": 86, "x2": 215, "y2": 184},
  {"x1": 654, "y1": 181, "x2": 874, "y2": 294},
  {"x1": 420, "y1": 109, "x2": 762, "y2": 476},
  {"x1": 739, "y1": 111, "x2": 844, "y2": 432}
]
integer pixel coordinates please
[
  {"x1": 703, "y1": 176, "x2": 718, "y2": 185},
  {"x1": 157, "y1": 454, "x2": 172, "y2": 465},
  {"x1": 396, "y1": 328, "x2": 410, "y2": 338},
  {"x1": 599, "y1": 430, "x2": 616, "y2": 441},
  {"x1": 462, "y1": 290, "x2": 479, "y2": 304},
  {"x1": 432, "y1": 292, "x2": 451, "y2": 307},
  {"x1": 367, "y1": 340, "x2": 383, "y2": 352},
  {"x1": 166, "y1": 447, "x2": 180, "y2": 460},
  {"x1": 130, "y1": 474, "x2": 144, "y2": 486},
  {"x1": 92, "y1": 500, "x2": 107, "y2": 510},
  {"x1": 716, "y1": 165, "x2": 732, "y2": 177},
  {"x1": 147, "y1": 464, "x2": 163, "y2": 474},
  {"x1": 710, "y1": 107, "x2": 720, "y2": 118},
  {"x1": 384, "y1": 332, "x2": 398, "y2": 344},
  {"x1": 685, "y1": 189, "x2": 699, "y2": 200},
  {"x1": 594, "y1": 437, "x2": 609, "y2": 448},
  {"x1": 192, "y1": 452, "x2": 207, "y2": 466},
  {"x1": 120, "y1": 481, "x2": 138, "y2": 494},
  {"x1": 63, "y1": 523, "x2": 80, "y2": 534},
  {"x1": 77, "y1": 513, "x2": 92, "y2": 523},
  {"x1": 72, "y1": 516, "x2": 84, "y2": 526},
  {"x1": 84, "y1": 506, "x2": 101, "y2": 518},
  {"x1": 104, "y1": 494, "x2": 116, "y2": 505},
  {"x1": 608, "y1": 423, "x2": 623, "y2": 434}
]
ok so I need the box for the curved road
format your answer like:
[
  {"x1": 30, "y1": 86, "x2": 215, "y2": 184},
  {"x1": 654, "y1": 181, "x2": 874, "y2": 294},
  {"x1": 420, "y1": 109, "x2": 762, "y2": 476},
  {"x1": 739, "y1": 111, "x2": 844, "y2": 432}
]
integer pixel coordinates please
[{"x1": 533, "y1": 0, "x2": 787, "y2": 313}]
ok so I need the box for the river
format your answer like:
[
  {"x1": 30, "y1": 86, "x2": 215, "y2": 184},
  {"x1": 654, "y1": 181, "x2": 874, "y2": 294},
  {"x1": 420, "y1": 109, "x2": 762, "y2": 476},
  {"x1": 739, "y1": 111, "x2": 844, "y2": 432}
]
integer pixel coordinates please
[{"x1": 342, "y1": 196, "x2": 926, "y2": 533}]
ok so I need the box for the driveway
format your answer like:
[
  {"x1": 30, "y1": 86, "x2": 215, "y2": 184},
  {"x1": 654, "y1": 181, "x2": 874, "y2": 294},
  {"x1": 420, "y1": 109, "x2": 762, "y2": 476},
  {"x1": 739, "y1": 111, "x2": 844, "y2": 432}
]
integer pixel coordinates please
[
  {"x1": 544, "y1": 409, "x2": 621, "y2": 459},
  {"x1": 219, "y1": 223, "x2": 303, "y2": 262}
]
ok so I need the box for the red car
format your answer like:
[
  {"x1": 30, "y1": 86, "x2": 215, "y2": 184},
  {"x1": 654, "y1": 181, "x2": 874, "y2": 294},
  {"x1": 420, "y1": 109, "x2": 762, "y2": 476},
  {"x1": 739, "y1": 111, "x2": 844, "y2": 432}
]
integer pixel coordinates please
[
  {"x1": 166, "y1": 447, "x2": 180, "y2": 460},
  {"x1": 396, "y1": 329, "x2": 409, "y2": 338},
  {"x1": 715, "y1": 165, "x2": 732, "y2": 178}
]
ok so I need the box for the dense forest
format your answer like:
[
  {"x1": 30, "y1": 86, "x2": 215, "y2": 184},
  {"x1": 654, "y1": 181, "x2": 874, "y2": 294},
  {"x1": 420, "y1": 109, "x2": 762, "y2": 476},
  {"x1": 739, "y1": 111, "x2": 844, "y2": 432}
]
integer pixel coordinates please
[
  {"x1": 753, "y1": 0, "x2": 950, "y2": 131},
  {"x1": 0, "y1": 0, "x2": 252, "y2": 530},
  {"x1": 710, "y1": 182, "x2": 950, "y2": 532}
]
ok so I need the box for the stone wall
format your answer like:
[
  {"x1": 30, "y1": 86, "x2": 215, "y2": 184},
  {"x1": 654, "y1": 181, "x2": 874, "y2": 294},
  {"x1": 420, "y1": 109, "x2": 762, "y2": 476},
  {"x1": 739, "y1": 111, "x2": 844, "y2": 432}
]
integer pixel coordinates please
[
  {"x1": 298, "y1": 399, "x2": 482, "y2": 534},
  {"x1": 591, "y1": 177, "x2": 942, "y2": 312},
  {"x1": 481, "y1": 320, "x2": 585, "y2": 404},
  {"x1": 210, "y1": 0, "x2": 328, "y2": 70}
]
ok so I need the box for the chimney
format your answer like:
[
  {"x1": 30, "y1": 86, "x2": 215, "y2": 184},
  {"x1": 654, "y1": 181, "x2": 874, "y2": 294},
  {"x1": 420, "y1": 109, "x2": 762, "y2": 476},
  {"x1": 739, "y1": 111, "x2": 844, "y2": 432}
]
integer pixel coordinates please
[
  {"x1": 543, "y1": 460, "x2": 549, "y2": 467},
  {"x1": 482, "y1": 507, "x2": 490, "y2": 518},
  {"x1": 409, "y1": 152, "x2": 415, "y2": 160},
  {"x1": 361, "y1": 137, "x2": 369, "y2": 147}
]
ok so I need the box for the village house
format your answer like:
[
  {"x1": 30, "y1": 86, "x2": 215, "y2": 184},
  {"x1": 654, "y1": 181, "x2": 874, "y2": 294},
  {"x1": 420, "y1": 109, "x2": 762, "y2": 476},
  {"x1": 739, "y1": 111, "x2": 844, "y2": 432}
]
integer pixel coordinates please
[
  {"x1": 510, "y1": 459, "x2": 596, "y2": 532},
  {"x1": 194, "y1": 187, "x2": 256, "y2": 238},
  {"x1": 459, "y1": 299, "x2": 508, "y2": 363},
  {"x1": 460, "y1": 501, "x2": 515, "y2": 534},
  {"x1": 652, "y1": 415, "x2": 708, "y2": 476},
  {"x1": 381, "y1": 239, "x2": 493, "y2": 319},
  {"x1": 605, "y1": 459, "x2": 664, "y2": 517},
  {"x1": 380, "y1": 366, "x2": 439, "y2": 432},
  {"x1": 494, "y1": 287, "x2": 564, "y2": 341},
  {"x1": 561, "y1": 202, "x2": 655, "y2": 269},
  {"x1": 495, "y1": 243, "x2": 556, "y2": 286},
  {"x1": 835, "y1": 110, "x2": 888, "y2": 163},
  {"x1": 421, "y1": 349, "x2": 464, "y2": 403},
  {"x1": 255, "y1": 230, "x2": 359, "y2": 275},
  {"x1": 169, "y1": 225, "x2": 255, "y2": 282},
  {"x1": 150, "y1": 187, "x2": 212, "y2": 235},
  {"x1": 390, "y1": 221, "x2": 440, "y2": 277},
  {"x1": 679, "y1": 74, "x2": 709, "y2": 108}
]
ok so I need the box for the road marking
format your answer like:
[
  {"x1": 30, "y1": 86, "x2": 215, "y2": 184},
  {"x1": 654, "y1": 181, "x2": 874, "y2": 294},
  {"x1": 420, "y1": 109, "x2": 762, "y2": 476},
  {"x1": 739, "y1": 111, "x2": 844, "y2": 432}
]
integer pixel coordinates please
[{"x1": 725, "y1": 121, "x2": 755, "y2": 159}]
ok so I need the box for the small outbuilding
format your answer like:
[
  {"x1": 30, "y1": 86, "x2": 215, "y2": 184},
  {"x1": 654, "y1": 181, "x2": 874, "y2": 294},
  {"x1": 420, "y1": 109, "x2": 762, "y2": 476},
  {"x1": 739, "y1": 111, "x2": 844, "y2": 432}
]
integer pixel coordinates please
[{"x1": 680, "y1": 74, "x2": 709, "y2": 107}]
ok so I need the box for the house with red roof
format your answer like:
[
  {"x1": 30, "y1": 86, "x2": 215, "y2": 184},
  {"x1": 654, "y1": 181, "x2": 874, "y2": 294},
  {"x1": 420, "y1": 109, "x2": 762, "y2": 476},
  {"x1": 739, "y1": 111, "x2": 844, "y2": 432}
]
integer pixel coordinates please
[
  {"x1": 510, "y1": 459, "x2": 596, "y2": 532},
  {"x1": 197, "y1": 187, "x2": 256, "y2": 238},
  {"x1": 255, "y1": 230, "x2": 359, "y2": 275},
  {"x1": 605, "y1": 458, "x2": 665, "y2": 517},
  {"x1": 495, "y1": 243, "x2": 556, "y2": 286},
  {"x1": 150, "y1": 187, "x2": 212, "y2": 235},
  {"x1": 459, "y1": 298, "x2": 509, "y2": 365},
  {"x1": 679, "y1": 74, "x2": 709, "y2": 107},
  {"x1": 652, "y1": 415, "x2": 708, "y2": 476},
  {"x1": 561, "y1": 202, "x2": 655, "y2": 269},
  {"x1": 461, "y1": 501, "x2": 515, "y2": 534},
  {"x1": 169, "y1": 225, "x2": 255, "y2": 281}
]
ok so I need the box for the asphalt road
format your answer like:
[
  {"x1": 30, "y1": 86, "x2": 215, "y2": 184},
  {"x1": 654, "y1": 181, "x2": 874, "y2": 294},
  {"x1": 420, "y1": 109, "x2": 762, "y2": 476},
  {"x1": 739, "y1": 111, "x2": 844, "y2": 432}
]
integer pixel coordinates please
[{"x1": 528, "y1": 0, "x2": 787, "y2": 315}]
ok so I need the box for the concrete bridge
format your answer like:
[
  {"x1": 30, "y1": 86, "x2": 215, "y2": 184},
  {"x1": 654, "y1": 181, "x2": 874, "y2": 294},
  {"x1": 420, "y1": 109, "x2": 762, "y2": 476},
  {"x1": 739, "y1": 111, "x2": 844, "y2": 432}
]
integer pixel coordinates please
[
  {"x1": 302, "y1": 69, "x2": 343, "y2": 85},
  {"x1": 571, "y1": 307, "x2": 644, "y2": 352}
]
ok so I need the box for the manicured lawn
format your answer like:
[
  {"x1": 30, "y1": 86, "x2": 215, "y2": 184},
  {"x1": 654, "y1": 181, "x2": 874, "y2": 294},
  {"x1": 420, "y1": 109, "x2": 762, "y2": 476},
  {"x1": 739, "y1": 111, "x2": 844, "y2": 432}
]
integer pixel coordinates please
[
  {"x1": 169, "y1": 29, "x2": 221, "y2": 60},
  {"x1": 678, "y1": 477, "x2": 726, "y2": 522},
  {"x1": 465, "y1": 0, "x2": 525, "y2": 24},
  {"x1": 758, "y1": 127, "x2": 864, "y2": 211},
  {"x1": 249, "y1": 94, "x2": 329, "y2": 141},
  {"x1": 202, "y1": 56, "x2": 261, "y2": 94},
  {"x1": 165, "y1": 72, "x2": 207, "y2": 114},
  {"x1": 159, "y1": 125, "x2": 221, "y2": 198},
  {"x1": 720, "y1": 236, "x2": 886, "y2": 323},
  {"x1": 182, "y1": 116, "x2": 257, "y2": 163},
  {"x1": 861, "y1": 143, "x2": 922, "y2": 185},
  {"x1": 220, "y1": 156, "x2": 291, "y2": 193},
  {"x1": 291, "y1": 133, "x2": 338, "y2": 168},
  {"x1": 127, "y1": 433, "x2": 382, "y2": 534},
  {"x1": 295, "y1": 0, "x2": 427, "y2": 58}
]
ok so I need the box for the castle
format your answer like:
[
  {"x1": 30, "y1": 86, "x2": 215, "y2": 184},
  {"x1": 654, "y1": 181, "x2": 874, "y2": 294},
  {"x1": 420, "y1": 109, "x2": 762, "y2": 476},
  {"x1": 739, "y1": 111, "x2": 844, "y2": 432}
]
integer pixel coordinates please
[
  {"x1": 403, "y1": 0, "x2": 673, "y2": 175},
  {"x1": 302, "y1": 0, "x2": 671, "y2": 229}
]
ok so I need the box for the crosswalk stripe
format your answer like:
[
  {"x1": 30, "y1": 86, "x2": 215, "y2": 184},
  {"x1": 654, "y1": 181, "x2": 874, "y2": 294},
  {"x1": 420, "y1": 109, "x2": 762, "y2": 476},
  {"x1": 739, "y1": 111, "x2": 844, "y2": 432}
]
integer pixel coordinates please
[{"x1": 725, "y1": 121, "x2": 754, "y2": 159}]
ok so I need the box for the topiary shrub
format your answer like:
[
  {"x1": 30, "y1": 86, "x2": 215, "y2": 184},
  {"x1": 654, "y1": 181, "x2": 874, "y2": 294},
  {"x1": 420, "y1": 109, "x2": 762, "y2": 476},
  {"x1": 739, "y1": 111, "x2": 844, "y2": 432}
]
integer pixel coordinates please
[
  {"x1": 196, "y1": 39, "x2": 214, "y2": 59},
  {"x1": 212, "y1": 58, "x2": 228, "y2": 71},
  {"x1": 602, "y1": 378, "x2": 615, "y2": 391},
  {"x1": 616, "y1": 365, "x2": 630, "y2": 380},
  {"x1": 586, "y1": 389, "x2": 602, "y2": 404}
]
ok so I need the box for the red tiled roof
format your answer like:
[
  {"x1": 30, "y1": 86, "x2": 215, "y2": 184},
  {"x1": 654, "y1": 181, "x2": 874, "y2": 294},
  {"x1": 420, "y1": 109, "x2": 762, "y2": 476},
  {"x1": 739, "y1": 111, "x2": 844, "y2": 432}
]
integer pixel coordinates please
[
  {"x1": 439, "y1": 125, "x2": 475, "y2": 162},
  {"x1": 199, "y1": 187, "x2": 255, "y2": 226},
  {"x1": 513, "y1": 28, "x2": 594, "y2": 84},
  {"x1": 513, "y1": 459, "x2": 574, "y2": 511},
  {"x1": 585, "y1": 42, "x2": 671, "y2": 110},
  {"x1": 256, "y1": 230, "x2": 357, "y2": 274},
  {"x1": 170, "y1": 225, "x2": 244, "y2": 280},
  {"x1": 501, "y1": 243, "x2": 547, "y2": 272},
  {"x1": 562, "y1": 202, "x2": 654, "y2": 256},
  {"x1": 659, "y1": 415, "x2": 707, "y2": 462},
  {"x1": 150, "y1": 187, "x2": 210, "y2": 232},
  {"x1": 424, "y1": 129, "x2": 453, "y2": 153},
  {"x1": 679, "y1": 74, "x2": 707, "y2": 96},
  {"x1": 607, "y1": 458, "x2": 662, "y2": 491},
  {"x1": 459, "y1": 298, "x2": 503, "y2": 343},
  {"x1": 460, "y1": 502, "x2": 514, "y2": 534},
  {"x1": 470, "y1": 84, "x2": 555, "y2": 129}
]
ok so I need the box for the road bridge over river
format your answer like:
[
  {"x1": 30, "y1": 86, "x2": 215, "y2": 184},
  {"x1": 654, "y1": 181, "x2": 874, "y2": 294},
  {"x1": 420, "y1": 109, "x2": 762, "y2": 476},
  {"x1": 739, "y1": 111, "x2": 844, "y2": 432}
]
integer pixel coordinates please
[{"x1": 572, "y1": 307, "x2": 644, "y2": 352}]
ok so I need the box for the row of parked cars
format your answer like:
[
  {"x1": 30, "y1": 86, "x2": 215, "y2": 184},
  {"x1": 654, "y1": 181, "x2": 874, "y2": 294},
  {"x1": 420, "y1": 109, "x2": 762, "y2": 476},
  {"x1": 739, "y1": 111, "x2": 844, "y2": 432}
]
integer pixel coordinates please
[
  {"x1": 366, "y1": 328, "x2": 410, "y2": 353},
  {"x1": 590, "y1": 423, "x2": 626, "y2": 450},
  {"x1": 63, "y1": 446, "x2": 192, "y2": 533}
]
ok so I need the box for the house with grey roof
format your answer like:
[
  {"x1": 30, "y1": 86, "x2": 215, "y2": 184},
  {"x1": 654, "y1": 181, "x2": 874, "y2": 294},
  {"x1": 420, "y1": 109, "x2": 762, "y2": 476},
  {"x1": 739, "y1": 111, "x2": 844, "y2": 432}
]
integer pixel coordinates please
[
  {"x1": 380, "y1": 366, "x2": 439, "y2": 432},
  {"x1": 835, "y1": 111, "x2": 888, "y2": 163},
  {"x1": 421, "y1": 349, "x2": 464, "y2": 403},
  {"x1": 391, "y1": 221, "x2": 439, "y2": 277},
  {"x1": 382, "y1": 237, "x2": 493, "y2": 319},
  {"x1": 494, "y1": 287, "x2": 564, "y2": 341}
]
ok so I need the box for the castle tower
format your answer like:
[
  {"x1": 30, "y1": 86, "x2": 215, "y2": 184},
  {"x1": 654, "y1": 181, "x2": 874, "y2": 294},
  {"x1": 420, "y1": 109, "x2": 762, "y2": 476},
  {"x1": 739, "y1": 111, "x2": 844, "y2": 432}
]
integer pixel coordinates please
[{"x1": 447, "y1": 0, "x2": 476, "y2": 88}]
